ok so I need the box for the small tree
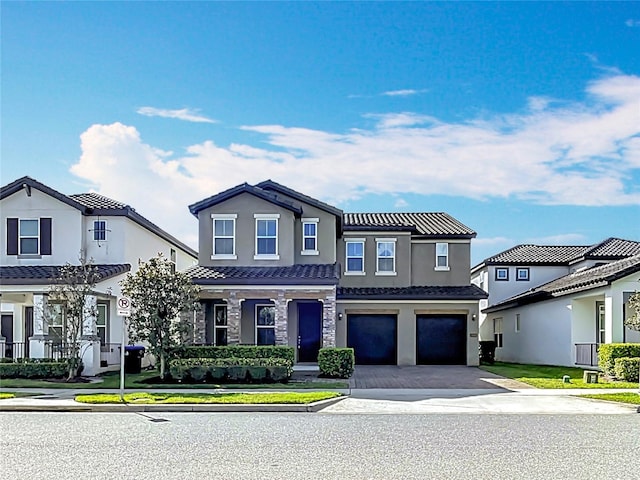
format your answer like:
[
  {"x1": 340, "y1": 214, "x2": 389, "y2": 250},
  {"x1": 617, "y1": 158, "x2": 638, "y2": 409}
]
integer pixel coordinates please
[
  {"x1": 119, "y1": 254, "x2": 200, "y2": 380},
  {"x1": 46, "y1": 256, "x2": 102, "y2": 380},
  {"x1": 625, "y1": 291, "x2": 640, "y2": 332}
]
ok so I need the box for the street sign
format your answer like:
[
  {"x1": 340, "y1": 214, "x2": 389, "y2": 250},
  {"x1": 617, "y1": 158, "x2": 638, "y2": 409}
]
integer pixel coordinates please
[{"x1": 117, "y1": 296, "x2": 132, "y2": 317}]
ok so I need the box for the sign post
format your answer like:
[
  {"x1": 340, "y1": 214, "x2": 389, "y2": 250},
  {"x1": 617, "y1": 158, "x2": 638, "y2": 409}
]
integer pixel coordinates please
[{"x1": 117, "y1": 297, "x2": 131, "y2": 403}]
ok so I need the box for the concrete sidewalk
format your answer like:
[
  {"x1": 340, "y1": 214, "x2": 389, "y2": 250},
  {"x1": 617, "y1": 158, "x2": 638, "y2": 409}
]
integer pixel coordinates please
[{"x1": 1, "y1": 386, "x2": 638, "y2": 414}]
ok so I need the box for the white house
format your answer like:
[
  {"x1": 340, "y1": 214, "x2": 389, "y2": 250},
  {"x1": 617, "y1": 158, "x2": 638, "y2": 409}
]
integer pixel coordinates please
[
  {"x1": 473, "y1": 239, "x2": 640, "y2": 367},
  {"x1": 0, "y1": 176, "x2": 197, "y2": 375}
]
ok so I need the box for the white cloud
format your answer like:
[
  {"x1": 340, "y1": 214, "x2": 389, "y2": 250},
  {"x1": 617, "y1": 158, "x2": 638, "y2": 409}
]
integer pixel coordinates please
[
  {"x1": 70, "y1": 74, "x2": 640, "y2": 247},
  {"x1": 527, "y1": 233, "x2": 589, "y2": 245},
  {"x1": 136, "y1": 107, "x2": 216, "y2": 123},
  {"x1": 382, "y1": 89, "x2": 427, "y2": 97},
  {"x1": 625, "y1": 19, "x2": 640, "y2": 27},
  {"x1": 394, "y1": 198, "x2": 409, "y2": 208}
]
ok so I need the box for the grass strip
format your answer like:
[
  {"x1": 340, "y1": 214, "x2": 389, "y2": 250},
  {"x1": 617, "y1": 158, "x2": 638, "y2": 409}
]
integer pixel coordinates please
[
  {"x1": 0, "y1": 393, "x2": 16, "y2": 400},
  {"x1": 480, "y1": 362, "x2": 638, "y2": 389},
  {"x1": 75, "y1": 391, "x2": 341, "y2": 405},
  {"x1": 580, "y1": 393, "x2": 640, "y2": 405}
]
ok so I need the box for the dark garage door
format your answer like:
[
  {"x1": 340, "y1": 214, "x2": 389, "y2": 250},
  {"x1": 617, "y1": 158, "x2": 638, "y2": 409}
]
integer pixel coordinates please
[
  {"x1": 416, "y1": 315, "x2": 467, "y2": 365},
  {"x1": 347, "y1": 314, "x2": 397, "y2": 365}
]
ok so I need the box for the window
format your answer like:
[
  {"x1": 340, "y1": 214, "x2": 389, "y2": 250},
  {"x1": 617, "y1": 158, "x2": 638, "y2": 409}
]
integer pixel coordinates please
[
  {"x1": 376, "y1": 239, "x2": 396, "y2": 274},
  {"x1": 254, "y1": 214, "x2": 279, "y2": 259},
  {"x1": 48, "y1": 304, "x2": 65, "y2": 341},
  {"x1": 211, "y1": 214, "x2": 237, "y2": 259},
  {"x1": 301, "y1": 218, "x2": 319, "y2": 255},
  {"x1": 19, "y1": 219, "x2": 39, "y2": 254},
  {"x1": 493, "y1": 318, "x2": 503, "y2": 348},
  {"x1": 596, "y1": 301, "x2": 605, "y2": 344},
  {"x1": 97, "y1": 303, "x2": 108, "y2": 345},
  {"x1": 256, "y1": 305, "x2": 276, "y2": 345},
  {"x1": 170, "y1": 248, "x2": 177, "y2": 274},
  {"x1": 345, "y1": 240, "x2": 365, "y2": 274},
  {"x1": 516, "y1": 267, "x2": 530, "y2": 281},
  {"x1": 93, "y1": 220, "x2": 107, "y2": 241},
  {"x1": 214, "y1": 305, "x2": 228, "y2": 346},
  {"x1": 495, "y1": 268, "x2": 509, "y2": 281},
  {"x1": 435, "y1": 242, "x2": 449, "y2": 270},
  {"x1": 515, "y1": 314, "x2": 521, "y2": 333}
]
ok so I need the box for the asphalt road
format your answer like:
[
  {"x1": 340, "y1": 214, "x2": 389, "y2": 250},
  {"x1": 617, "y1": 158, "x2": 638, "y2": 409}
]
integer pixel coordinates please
[{"x1": 1, "y1": 412, "x2": 639, "y2": 479}]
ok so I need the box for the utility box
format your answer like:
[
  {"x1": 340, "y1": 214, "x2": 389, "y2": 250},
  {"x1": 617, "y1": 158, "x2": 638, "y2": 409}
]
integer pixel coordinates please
[{"x1": 583, "y1": 370, "x2": 599, "y2": 383}]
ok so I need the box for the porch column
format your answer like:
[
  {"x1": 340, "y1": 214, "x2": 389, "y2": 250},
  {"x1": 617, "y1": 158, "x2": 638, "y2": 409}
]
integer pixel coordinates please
[
  {"x1": 274, "y1": 291, "x2": 288, "y2": 345},
  {"x1": 321, "y1": 288, "x2": 337, "y2": 347},
  {"x1": 80, "y1": 295, "x2": 100, "y2": 376},
  {"x1": 226, "y1": 293, "x2": 242, "y2": 344},
  {"x1": 29, "y1": 294, "x2": 48, "y2": 359},
  {"x1": 604, "y1": 293, "x2": 624, "y2": 343},
  {"x1": 193, "y1": 308, "x2": 206, "y2": 344},
  {"x1": 608, "y1": 291, "x2": 625, "y2": 343}
]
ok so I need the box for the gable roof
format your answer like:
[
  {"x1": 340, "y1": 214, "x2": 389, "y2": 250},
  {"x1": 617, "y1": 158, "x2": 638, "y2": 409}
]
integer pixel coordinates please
[
  {"x1": 343, "y1": 212, "x2": 476, "y2": 238},
  {"x1": 1, "y1": 176, "x2": 197, "y2": 258},
  {"x1": 256, "y1": 180, "x2": 344, "y2": 218},
  {"x1": 188, "y1": 183, "x2": 303, "y2": 217},
  {"x1": 483, "y1": 254, "x2": 640, "y2": 313},
  {"x1": 0, "y1": 264, "x2": 131, "y2": 285},
  {"x1": 185, "y1": 263, "x2": 340, "y2": 286},
  {"x1": 471, "y1": 237, "x2": 640, "y2": 274}
]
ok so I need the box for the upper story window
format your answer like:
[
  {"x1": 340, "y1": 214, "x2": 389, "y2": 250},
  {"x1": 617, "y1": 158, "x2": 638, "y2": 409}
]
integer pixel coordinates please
[
  {"x1": 6, "y1": 217, "x2": 52, "y2": 256},
  {"x1": 516, "y1": 267, "x2": 530, "y2": 281},
  {"x1": 495, "y1": 267, "x2": 509, "y2": 281},
  {"x1": 435, "y1": 242, "x2": 449, "y2": 271},
  {"x1": 376, "y1": 239, "x2": 396, "y2": 275},
  {"x1": 254, "y1": 214, "x2": 279, "y2": 259},
  {"x1": 93, "y1": 220, "x2": 107, "y2": 241},
  {"x1": 301, "y1": 218, "x2": 319, "y2": 255},
  {"x1": 170, "y1": 248, "x2": 177, "y2": 274},
  {"x1": 211, "y1": 214, "x2": 237, "y2": 259},
  {"x1": 345, "y1": 239, "x2": 365, "y2": 275}
]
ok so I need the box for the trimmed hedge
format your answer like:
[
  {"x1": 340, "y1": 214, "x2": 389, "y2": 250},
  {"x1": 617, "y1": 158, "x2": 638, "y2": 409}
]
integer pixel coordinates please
[
  {"x1": 598, "y1": 343, "x2": 640, "y2": 376},
  {"x1": 169, "y1": 357, "x2": 293, "y2": 383},
  {"x1": 0, "y1": 360, "x2": 69, "y2": 379},
  {"x1": 613, "y1": 357, "x2": 640, "y2": 382},
  {"x1": 181, "y1": 346, "x2": 295, "y2": 366},
  {"x1": 318, "y1": 347, "x2": 355, "y2": 378}
]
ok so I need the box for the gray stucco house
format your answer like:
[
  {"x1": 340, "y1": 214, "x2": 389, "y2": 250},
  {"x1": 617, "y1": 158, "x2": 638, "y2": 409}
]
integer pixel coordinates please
[{"x1": 186, "y1": 180, "x2": 487, "y2": 365}]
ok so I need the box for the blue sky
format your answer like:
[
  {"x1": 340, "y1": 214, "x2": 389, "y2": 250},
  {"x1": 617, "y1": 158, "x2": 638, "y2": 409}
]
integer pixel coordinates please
[{"x1": 2, "y1": 2, "x2": 639, "y2": 265}]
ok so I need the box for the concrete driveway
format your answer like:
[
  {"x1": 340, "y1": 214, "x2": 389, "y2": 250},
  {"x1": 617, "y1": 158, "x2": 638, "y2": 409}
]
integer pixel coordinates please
[{"x1": 347, "y1": 365, "x2": 517, "y2": 389}]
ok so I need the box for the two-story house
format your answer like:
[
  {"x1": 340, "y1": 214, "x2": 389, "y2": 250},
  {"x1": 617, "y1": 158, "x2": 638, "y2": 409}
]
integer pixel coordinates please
[
  {"x1": 186, "y1": 180, "x2": 487, "y2": 366},
  {"x1": 0, "y1": 176, "x2": 197, "y2": 375},
  {"x1": 472, "y1": 238, "x2": 640, "y2": 367}
]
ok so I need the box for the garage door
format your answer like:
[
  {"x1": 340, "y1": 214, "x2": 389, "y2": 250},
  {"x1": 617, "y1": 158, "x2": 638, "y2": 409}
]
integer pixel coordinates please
[
  {"x1": 416, "y1": 315, "x2": 467, "y2": 365},
  {"x1": 347, "y1": 314, "x2": 397, "y2": 365}
]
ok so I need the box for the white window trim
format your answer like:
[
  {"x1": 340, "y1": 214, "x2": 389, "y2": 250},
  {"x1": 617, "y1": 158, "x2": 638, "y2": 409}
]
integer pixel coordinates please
[
  {"x1": 93, "y1": 220, "x2": 108, "y2": 242},
  {"x1": 495, "y1": 267, "x2": 509, "y2": 281},
  {"x1": 344, "y1": 238, "x2": 366, "y2": 275},
  {"x1": 516, "y1": 267, "x2": 530, "y2": 281},
  {"x1": 375, "y1": 238, "x2": 397, "y2": 276},
  {"x1": 96, "y1": 303, "x2": 108, "y2": 344},
  {"x1": 211, "y1": 214, "x2": 238, "y2": 260},
  {"x1": 434, "y1": 242, "x2": 450, "y2": 271},
  {"x1": 254, "y1": 214, "x2": 280, "y2": 260},
  {"x1": 301, "y1": 218, "x2": 319, "y2": 256},
  {"x1": 255, "y1": 304, "x2": 276, "y2": 345},
  {"x1": 214, "y1": 304, "x2": 228, "y2": 346},
  {"x1": 19, "y1": 218, "x2": 40, "y2": 255}
]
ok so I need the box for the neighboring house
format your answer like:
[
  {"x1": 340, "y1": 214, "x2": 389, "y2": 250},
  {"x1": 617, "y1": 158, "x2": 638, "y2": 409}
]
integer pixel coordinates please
[
  {"x1": 185, "y1": 180, "x2": 487, "y2": 366},
  {"x1": 0, "y1": 176, "x2": 197, "y2": 375},
  {"x1": 472, "y1": 238, "x2": 640, "y2": 367}
]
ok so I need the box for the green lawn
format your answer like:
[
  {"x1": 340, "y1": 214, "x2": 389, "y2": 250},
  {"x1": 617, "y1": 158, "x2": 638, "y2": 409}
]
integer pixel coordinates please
[
  {"x1": 0, "y1": 369, "x2": 348, "y2": 390},
  {"x1": 580, "y1": 393, "x2": 640, "y2": 405},
  {"x1": 75, "y1": 391, "x2": 341, "y2": 405},
  {"x1": 480, "y1": 362, "x2": 638, "y2": 389}
]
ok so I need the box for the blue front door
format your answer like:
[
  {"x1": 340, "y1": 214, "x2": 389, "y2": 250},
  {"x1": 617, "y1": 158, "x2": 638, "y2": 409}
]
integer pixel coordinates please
[{"x1": 298, "y1": 303, "x2": 322, "y2": 362}]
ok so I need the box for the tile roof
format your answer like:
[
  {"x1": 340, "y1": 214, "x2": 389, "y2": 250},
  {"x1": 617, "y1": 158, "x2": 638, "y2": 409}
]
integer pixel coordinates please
[
  {"x1": 337, "y1": 285, "x2": 488, "y2": 300},
  {"x1": 343, "y1": 212, "x2": 476, "y2": 238},
  {"x1": 484, "y1": 254, "x2": 640, "y2": 313},
  {"x1": 69, "y1": 192, "x2": 128, "y2": 210},
  {"x1": 580, "y1": 237, "x2": 640, "y2": 260},
  {"x1": 186, "y1": 263, "x2": 340, "y2": 285},
  {"x1": 256, "y1": 180, "x2": 344, "y2": 218},
  {"x1": 0, "y1": 264, "x2": 131, "y2": 285}
]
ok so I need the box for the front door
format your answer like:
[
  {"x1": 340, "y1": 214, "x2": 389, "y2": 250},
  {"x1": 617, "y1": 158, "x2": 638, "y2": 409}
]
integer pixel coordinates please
[
  {"x1": 1, "y1": 314, "x2": 13, "y2": 358},
  {"x1": 297, "y1": 303, "x2": 322, "y2": 362}
]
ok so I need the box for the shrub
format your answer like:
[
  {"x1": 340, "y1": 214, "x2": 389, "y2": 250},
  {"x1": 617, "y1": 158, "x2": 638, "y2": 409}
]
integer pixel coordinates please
[
  {"x1": 181, "y1": 345, "x2": 295, "y2": 366},
  {"x1": 479, "y1": 341, "x2": 496, "y2": 365},
  {"x1": 0, "y1": 360, "x2": 68, "y2": 379},
  {"x1": 613, "y1": 357, "x2": 640, "y2": 382},
  {"x1": 598, "y1": 344, "x2": 640, "y2": 376},
  {"x1": 318, "y1": 348, "x2": 354, "y2": 378},
  {"x1": 169, "y1": 357, "x2": 293, "y2": 383}
]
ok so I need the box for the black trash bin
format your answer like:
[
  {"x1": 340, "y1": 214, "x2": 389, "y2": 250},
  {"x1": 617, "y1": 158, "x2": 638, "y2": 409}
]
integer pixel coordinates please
[{"x1": 124, "y1": 345, "x2": 145, "y2": 374}]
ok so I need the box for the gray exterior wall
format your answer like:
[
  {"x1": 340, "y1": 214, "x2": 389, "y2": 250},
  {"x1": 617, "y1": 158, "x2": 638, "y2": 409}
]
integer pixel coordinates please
[{"x1": 411, "y1": 241, "x2": 471, "y2": 286}]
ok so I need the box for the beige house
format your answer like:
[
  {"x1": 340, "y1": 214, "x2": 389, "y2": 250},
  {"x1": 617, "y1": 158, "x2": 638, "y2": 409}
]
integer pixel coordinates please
[{"x1": 186, "y1": 180, "x2": 487, "y2": 365}]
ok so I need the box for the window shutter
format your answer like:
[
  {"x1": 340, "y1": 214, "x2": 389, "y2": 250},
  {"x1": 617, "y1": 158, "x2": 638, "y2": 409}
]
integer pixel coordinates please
[
  {"x1": 7, "y1": 218, "x2": 18, "y2": 255},
  {"x1": 40, "y1": 218, "x2": 52, "y2": 255}
]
